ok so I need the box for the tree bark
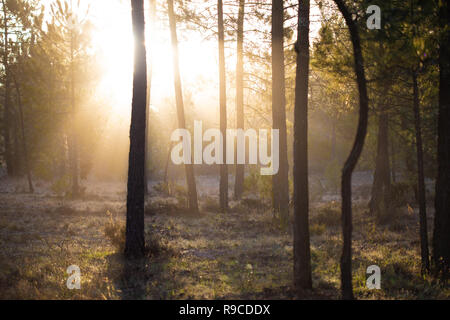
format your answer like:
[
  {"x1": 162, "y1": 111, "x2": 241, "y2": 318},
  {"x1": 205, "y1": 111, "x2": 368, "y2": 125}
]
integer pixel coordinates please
[
  {"x1": 271, "y1": 0, "x2": 289, "y2": 221},
  {"x1": 69, "y1": 8, "x2": 79, "y2": 197},
  {"x1": 168, "y1": 0, "x2": 199, "y2": 213},
  {"x1": 369, "y1": 108, "x2": 391, "y2": 220},
  {"x1": 125, "y1": 0, "x2": 147, "y2": 258},
  {"x1": 412, "y1": 70, "x2": 430, "y2": 274},
  {"x1": 293, "y1": 0, "x2": 312, "y2": 292},
  {"x1": 218, "y1": 0, "x2": 228, "y2": 212},
  {"x1": 144, "y1": 0, "x2": 156, "y2": 195},
  {"x1": 334, "y1": 0, "x2": 369, "y2": 300},
  {"x1": 433, "y1": 0, "x2": 450, "y2": 280},
  {"x1": 14, "y1": 79, "x2": 33, "y2": 193},
  {"x1": 2, "y1": 0, "x2": 13, "y2": 176},
  {"x1": 234, "y1": 0, "x2": 245, "y2": 200}
]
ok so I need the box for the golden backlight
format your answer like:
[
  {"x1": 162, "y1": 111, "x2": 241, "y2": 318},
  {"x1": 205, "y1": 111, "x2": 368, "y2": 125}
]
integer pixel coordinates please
[{"x1": 87, "y1": 0, "x2": 219, "y2": 120}]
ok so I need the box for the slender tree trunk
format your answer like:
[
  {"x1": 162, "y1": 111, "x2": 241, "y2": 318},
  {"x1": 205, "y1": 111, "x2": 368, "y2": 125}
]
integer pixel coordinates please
[
  {"x1": 144, "y1": 0, "x2": 156, "y2": 195},
  {"x1": 334, "y1": 0, "x2": 369, "y2": 300},
  {"x1": 293, "y1": 0, "x2": 312, "y2": 292},
  {"x1": 14, "y1": 79, "x2": 33, "y2": 193},
  {"x1": 2, "y1": 1, "x2": 13, "y2": 176},
  {"x1": 125, "y1": 0, "x2": 147, "y2": 258},
  {"x1": 412, "y1": 70, "x2": 430, "y2": 273},
  {"x1": 218, "y1": 0, "x2": 228, "y2": 211},
  {"x1": 168, "y1": 0, "x2": 199, "y2": 213},
  {"x1": 369, "y1": 108, "x2": 391, "y2": 220},
  {"x1": 69, "y1": 18, "x2": 79, "y2": 197},
  {"x1": 234, "y1": 0, "x2": 245, "y2": 200},
  {"x1": 433, "y1": 0, "x2": 450, "y2": 280},
  {"x1": 271, "y1": 0, "x2": 289, "y2": 221}
]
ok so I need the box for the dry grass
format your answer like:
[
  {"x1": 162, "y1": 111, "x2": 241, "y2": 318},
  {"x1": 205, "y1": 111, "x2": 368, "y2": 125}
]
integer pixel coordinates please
[{"x1": 0, "y1": 180, "x2": 448, "y2": 300}]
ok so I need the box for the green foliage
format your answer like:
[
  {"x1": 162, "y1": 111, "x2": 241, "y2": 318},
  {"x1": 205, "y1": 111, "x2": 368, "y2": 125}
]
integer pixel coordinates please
[
  {"x1": 243, "y1": 168, "x2": 272, "y2": 202},
  {"x1": 50, "y1": 174, "x2": 71, "y2": 197},
  {"x1": 310, "y1": 223, "x2": 326, "y2": 236}
]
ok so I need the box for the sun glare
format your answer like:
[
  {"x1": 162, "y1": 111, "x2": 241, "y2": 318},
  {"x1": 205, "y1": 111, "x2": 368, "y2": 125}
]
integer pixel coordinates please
[{"x1": 84, "y1": 0, "x2": 219, "y2": 120}]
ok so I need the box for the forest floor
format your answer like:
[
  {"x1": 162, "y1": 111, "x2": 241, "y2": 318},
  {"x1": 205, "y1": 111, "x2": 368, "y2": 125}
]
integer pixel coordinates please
[{"x1": 0, "y1": 174, "x2": 448, "y2": 300}]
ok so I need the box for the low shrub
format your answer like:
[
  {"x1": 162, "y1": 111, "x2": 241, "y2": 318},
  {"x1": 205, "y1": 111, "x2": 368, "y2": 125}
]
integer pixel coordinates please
[
  {"x1": 103, "y1": 210, "x2": 125, "y2": 252},
  {"x1": 312, "y1": 202, "x2": 341, "y2": 227}
]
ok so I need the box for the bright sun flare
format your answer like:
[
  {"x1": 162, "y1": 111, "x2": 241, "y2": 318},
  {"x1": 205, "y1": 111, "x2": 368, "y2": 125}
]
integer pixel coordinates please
[{"x1": 85, "y1": 0, "x2": 218, "y2": 119}]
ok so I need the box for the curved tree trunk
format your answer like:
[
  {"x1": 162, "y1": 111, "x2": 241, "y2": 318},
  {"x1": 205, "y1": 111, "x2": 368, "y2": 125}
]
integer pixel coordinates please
[
  {"x1": 234, "y1": 0, "x2": 245, "y2": 200},
  {"x1": 168, "y1": 0, "x2": 199, "y2": 213},
  {"x1": 334, "y1": 0, "x2": 369, "y2": 300},
  {"x1": 125, "y1": 0, "x2": 147, "y2": 258},
  {"x1": 293, "y1": 0, "x2": 312, "y2": 292}
]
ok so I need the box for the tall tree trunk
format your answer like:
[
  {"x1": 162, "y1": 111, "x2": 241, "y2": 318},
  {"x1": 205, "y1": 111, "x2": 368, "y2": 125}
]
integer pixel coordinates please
[
  {"x1": 334, "y1": 0, "x2": 369, "y2": 300},
  {"x1": 234, "y1": 0, "x2": 245, "y2": 200},
  {"x1": 412, "y1": 70, "x2": 430, "y2": 274},
  {"x1": 69, "y1": 16, "x2": 79, "y2": 197},
  {"x1": 168, "y1": 0, "x2": 199, "y2": 213},
  {"x1": 2, "y1": 1, "x2": 13, "y2": 176},
  {"x1": 293, "y1": 0, "x2": 312, "y2": 292},
  {"x1": 144, "y1": 0, "x2": 156, "y2": 195},
  {"x1": 14, "y1": 79, "x2": 33, "y2": 193},
  {"x1": 218, "y1": 0, "x2": 228, "y2": 212},
  {"x1": 433, "y1": 0, "x2": 450, "y2": 280},
  {"x1": 271, "y1": 0, "x2": 289, "y2": 221},
  {"x1": 369, "y1": 108, "x2": 391, "y2": 220},
  {"x1": 125, "y1": 0, "x2": 147, "y2": 258}
]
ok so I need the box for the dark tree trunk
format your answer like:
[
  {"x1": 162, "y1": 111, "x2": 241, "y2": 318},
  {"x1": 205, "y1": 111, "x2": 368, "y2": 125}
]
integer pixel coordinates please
[
  {"x1": 125, "y1": 0, "x2": 147, "y2": 259},
  {"x1": 369, "y1": 109, "x2": 391, "y2": 220},
  {"x1": 433, "y1": 0, "x2": 450, "y2": 280},
  {"x1": 168, "y1": 0, "x2": 199, "y2": 213},
  {"x1": 293, "y1": 0, "x2": 312, "y2": 292},
  {"x1": 234, "y1": 0, "x2": 245, "y2": 200},
  {"x1": 271, "y1": 0, "x2": 289, "y2": 221},
  {"x1": 218, "y1": 0, "x2": 228, "y2": 212},
  {"x1": 2, "y1": 1, "x2": 13, "y2": 176},
  {"x1": 334, "y1": 0, "x2": 369, "y2": 300},
  {"x1": 144, "y1": 0, "x2": 156, "y2": 195},
  {"x1": 14, "y1": 79, "x2": 33, "y2": 193},
  {"x1": 412, "y1": 70, "x2": 430, "y2": 274}
]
